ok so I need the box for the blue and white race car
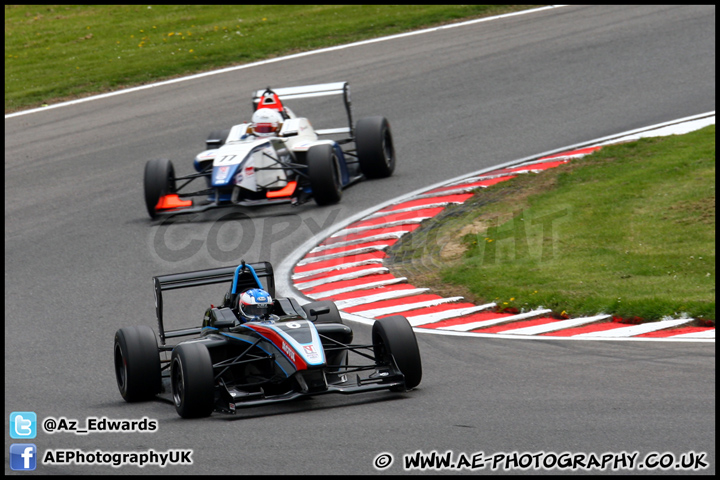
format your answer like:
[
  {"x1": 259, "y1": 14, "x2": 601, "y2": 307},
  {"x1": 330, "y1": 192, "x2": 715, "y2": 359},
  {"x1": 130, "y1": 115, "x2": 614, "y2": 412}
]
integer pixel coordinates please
[{"x1": 143, "y1": 82, "x2": 396, "y2": 218}]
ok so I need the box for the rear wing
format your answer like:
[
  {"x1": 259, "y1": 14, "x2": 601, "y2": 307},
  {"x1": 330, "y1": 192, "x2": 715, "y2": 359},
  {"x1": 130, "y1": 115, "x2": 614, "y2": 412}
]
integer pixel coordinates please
[
  {"x1": 152, "y1": 261, "x2": 274, "y2": 344},
  {"x1": 252, "y1": 82, "x2": 354, "y2": 139}
]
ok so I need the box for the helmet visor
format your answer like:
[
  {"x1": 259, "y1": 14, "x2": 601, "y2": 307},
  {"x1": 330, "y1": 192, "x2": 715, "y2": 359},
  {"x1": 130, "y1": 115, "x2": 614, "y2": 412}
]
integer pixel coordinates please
[
  {"x1": 254, "y1": 123, "x2": 277, "y2": 134},
  {"x1": 241, "y1": 303, "x2": 271, "y2": 318}
]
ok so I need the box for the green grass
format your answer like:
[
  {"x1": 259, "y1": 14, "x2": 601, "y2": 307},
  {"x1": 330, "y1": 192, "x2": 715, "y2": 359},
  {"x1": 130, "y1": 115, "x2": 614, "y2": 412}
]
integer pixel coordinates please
[
  {"x1": 4, "y1": 5, "x2": 535, "y2": 112},
  {"x1": 388, "y1": 126, "x2": 716, "y2": 323}
]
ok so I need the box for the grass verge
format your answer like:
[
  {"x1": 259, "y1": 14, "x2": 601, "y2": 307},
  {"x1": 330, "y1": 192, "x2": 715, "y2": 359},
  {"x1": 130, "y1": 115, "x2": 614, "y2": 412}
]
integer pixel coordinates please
[
  {"x1": 387, "y1": 126, "x2": 715, "y2": 324},
  {"x1": 5, "y1": 5, "x2": 535, "y2": 113}
]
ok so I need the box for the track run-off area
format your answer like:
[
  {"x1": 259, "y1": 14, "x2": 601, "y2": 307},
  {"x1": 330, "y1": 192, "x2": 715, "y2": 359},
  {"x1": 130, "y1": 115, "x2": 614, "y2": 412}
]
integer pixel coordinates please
[{"x1": 278, "y1": 113, "x2": 716, "y2": 342}]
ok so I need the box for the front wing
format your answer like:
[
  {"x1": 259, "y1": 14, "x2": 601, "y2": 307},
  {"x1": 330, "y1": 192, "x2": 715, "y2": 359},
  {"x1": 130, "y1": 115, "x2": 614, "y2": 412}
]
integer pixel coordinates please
[
  {"x1": 155, "y1": 362, "x2": 407, "y2": 414},
  {"x1": 153, "y1": 169, "x2": 364, "y2": 218},
  {"x1": 152, "y1": 194, "x2": 298, "y2": 217}
]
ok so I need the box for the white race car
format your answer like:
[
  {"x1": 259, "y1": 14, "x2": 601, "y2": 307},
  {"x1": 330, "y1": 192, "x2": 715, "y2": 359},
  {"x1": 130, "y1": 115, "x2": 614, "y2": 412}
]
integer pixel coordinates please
[{"x1": 143, "y1": 82, "x2": 396, "y2": 218}]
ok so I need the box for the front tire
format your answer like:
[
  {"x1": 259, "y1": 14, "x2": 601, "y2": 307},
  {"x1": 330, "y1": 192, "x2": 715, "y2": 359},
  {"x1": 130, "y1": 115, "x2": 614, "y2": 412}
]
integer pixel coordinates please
[
  {"x1": 171, "y1": 343, "x2": 215, "y2": 418},
  {"x1": 307, "y1": 144, "x2": 342, "y2": 206},
  {"x1": 114, "y1": 326, "x2": 161, "y2": 402},
  {"x1": 372, "y1": 315, "x2": 422, "y2": 391},
  {"x1": 356, "y1": 116, "x2": 395, "y2": 179},
  {"x1": 144, "y1": 158, "x2": 176, "y2": 219}
]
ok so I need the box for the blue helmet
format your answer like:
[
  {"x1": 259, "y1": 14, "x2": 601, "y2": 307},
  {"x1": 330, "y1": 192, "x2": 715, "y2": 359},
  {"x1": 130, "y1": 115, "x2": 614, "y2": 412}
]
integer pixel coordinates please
[{"x1": 239, "y1": 288, "x2": 273, "y2": 318}]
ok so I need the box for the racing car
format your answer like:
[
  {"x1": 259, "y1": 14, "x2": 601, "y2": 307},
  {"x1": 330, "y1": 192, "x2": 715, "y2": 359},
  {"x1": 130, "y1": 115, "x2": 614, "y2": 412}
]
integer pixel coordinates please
[
  {"x1": 143, "y1": 82, "x2": 396, "y2": 218},
  {"x1": 113, "y1": 261, "x2": 422, "y2": 418}
]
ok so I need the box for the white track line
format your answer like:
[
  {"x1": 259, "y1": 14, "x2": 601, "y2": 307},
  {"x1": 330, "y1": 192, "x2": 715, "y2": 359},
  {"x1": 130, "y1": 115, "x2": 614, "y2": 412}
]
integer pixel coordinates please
[
  {"x1": 670, "y1": 329, "x2": 715, "y2": 339},
  {"x1": 364, "y1": 202, "x2": 458, "y2": 219},
  {"x1": 334, "y1": 288, "x2": 430, "y2": 309},
  {"x1": 312, "y1": 231, "x2": 409, "y2": 251},
  {"x1": 417, "y1": 185, "x2": 489, "y2": 196},
  {"x1": 306, "y1": 277, "x2": 408, "y2": 299},
  {"x1": 330, "y1": 217, "x2": 431, "y2": 237},
  {"x1": 444, "y1": 172, "x2": 519, "y2": 186},
  {"x1": 299, "y1": 244, "x2": 389, "y2": 264},
  {"x1": 438, "y1": 308, "x2": 553, "y2": 331},
  {"x1": 500, "y1": 314, "x2": 612, "y2": 335},
  {"x1": 352, "y1": 297, "x2": 465, "y2": 318},
  {"x1": 294, "y1": 267, "x2": 388, "y2": 290},
  {"x1": 291, "y1": 258, "x2": 385, "y2": 280},
  {"x1": 408, "y1": 303, "x2": 498, "y2": 327},
  {"x1": 574, "y1": 318, "x2": 694, "y2": 338}
]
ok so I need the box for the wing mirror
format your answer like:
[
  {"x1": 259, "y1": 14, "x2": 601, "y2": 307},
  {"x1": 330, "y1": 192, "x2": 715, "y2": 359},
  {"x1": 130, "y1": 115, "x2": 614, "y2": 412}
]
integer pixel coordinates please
[{"x1": 308, "y1": 306, "x2": 330, "y2": 316}]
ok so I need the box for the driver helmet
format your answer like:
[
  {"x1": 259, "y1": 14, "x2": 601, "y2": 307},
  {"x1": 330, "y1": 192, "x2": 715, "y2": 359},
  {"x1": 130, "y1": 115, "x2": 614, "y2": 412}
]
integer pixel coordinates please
[
  {"x1": 251, "y1": 108, "x2": 283, "y2": 136},
  {"x1": 239, "y1": 288, "x2": 273, "y2": 318}
]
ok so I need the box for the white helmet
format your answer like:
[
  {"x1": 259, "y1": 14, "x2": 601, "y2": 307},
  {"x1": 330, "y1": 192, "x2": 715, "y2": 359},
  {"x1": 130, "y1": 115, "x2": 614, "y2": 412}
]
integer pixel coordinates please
[{"x1": 251, "y1": 108, "x2": 283, "y2": 136}]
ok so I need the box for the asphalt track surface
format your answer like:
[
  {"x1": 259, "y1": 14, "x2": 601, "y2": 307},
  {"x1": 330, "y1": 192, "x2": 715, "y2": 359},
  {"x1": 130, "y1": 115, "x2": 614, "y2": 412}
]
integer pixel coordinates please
[{"x1": 5, "y1": 5, "x2": 715, "y2": 475}]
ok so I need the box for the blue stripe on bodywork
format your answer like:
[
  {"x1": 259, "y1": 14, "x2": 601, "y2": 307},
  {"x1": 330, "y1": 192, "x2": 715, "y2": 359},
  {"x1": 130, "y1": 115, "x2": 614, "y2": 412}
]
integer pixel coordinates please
[
  {"x1": 218, "y1": 331, "x2": 289, "y2": 377},
  {"x1": 241, "y1": 321, "x2": 325, "y2": 366},
  {"x1": 211, "y1": 163, "x2": 240, "y2": 187},
  {"x1": 237, "y1": 324, "x2": 299, "y2": 369}
]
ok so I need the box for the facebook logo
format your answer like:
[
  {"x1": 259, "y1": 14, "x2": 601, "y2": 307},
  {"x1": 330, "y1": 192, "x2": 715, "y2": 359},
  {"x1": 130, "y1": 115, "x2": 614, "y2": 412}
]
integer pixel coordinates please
[
  {"x1": 10, "y1": 444, "x2": 37, "y2": 471},
  {"x1": 10, "y1": 411, "x2": 37, "y2": 439}
]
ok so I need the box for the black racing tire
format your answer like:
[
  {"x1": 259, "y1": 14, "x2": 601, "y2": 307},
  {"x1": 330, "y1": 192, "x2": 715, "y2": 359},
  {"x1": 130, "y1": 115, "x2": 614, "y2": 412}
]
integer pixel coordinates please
[
  {"x1": 114, "y1": 326, "x2": 161, "y2": 402},
  {"x1": 206, "y1": 129, "x2": 230, "y2": 150},
  {"x1": 307, "y1": 144, "x2": 342, "y2": 206},
  {"x1": 302, "y1": 300, "x2": 343, "y2": 324},
  {"x1": 171, "y1": 342, "x2": 215, "y2": 418},
  {"x1": 144, "y1": 158, "x2": 176, "y2": 219},
  {"x1": 356, "y1": 116, "x2": 396, "y2": 179},
  {"x1": 372, "y1": 315, "x2": 422, "y2": 391}
]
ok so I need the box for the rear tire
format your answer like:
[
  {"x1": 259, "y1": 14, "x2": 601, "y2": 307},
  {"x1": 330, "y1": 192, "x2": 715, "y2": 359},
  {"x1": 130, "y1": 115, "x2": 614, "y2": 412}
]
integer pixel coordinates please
[
  {"x1": 307, "y1": 144, "x2": 342, "y2": 206},
  {"x1": 356, "y1": 116, "x2": 395, "y2": 179},
  {"x1": 171, "y1": 343, "x2": 215, "y2": 418},
  {"x1": 114, "y1": 326, "x2": 161, "y2": 402},
  {"x1": 144, "y1": 158, "x2": 176, "y2": 219},
  {"x1": 372, "y1": 315, "x2": 422, "y2": 391}
]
